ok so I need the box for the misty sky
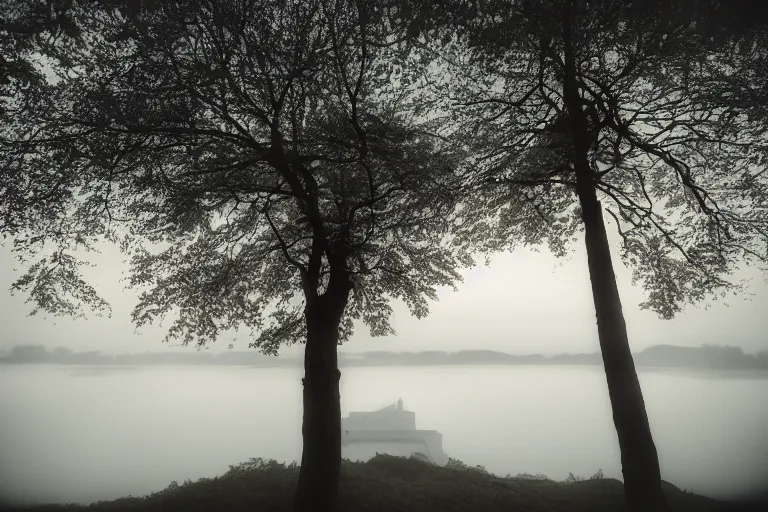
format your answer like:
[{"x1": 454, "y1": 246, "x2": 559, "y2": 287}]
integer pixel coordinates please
[{"x1": 1, "y1": 221, "x2": 767, "y2": 357}]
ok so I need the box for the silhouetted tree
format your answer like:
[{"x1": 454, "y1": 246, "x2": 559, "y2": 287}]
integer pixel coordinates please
[
  {"x1": 757, "y1": 350, "x2": 768, "y2": 368},
  {"x1": 684, "y1": 1, "x2": 768, "y2": 135},
  {"x1": 0, "y1": 2, "x2": 470, "y2": 511},
  {"x1": 51, "y1": 346, "x2": 73, "y2": 359},
  {"x1": 405, "y1": 1, "x2": 768, "y2": 510},
  {"x1": 10, "y1": 344, "x2": 48, "y2": 361}
]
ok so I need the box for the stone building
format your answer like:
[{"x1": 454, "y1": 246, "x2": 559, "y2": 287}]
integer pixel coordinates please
[{"x1": 341, "y1": 398, "x2": 448, "y2": 465}]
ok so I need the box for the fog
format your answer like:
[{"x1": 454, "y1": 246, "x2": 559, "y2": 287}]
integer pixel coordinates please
[
  {"x1": 2, "y1": 240, "x2": 768, "y2": 358},
  {"x1": 2, "y1": 216, "x2": 768, "y2": 507},
  {"x1": 1, "y1": 364, "x2": 767, "y2": 506}
]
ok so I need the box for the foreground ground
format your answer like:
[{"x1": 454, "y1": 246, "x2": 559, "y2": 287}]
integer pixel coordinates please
[{"x1": 4, "y1": 455, "x2": 766, "y2": 512}]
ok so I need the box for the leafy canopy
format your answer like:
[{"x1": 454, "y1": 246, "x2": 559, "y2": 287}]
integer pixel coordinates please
[
  {"x1": 1, "y1": 0, "x2": 472, "y2": 352},
  {"x1": 414, "y1": 0, "x2": 768, "y2": 319}
]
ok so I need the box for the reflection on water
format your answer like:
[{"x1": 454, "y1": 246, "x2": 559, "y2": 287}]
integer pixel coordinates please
[{"x1": 0, "y1": 364, "x2": 766, "y2": 505}]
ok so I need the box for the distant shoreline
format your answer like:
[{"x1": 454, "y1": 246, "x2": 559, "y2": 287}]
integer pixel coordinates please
[{"x1": 1, "y1": 343, "x2": 767, "y2": 372}]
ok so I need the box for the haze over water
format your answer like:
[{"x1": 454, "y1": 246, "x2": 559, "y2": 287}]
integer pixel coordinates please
[{"x1": 1, "y1": 364, "x2": 766, "y2": 506}]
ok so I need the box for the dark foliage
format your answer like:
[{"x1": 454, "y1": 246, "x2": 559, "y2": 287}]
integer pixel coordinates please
[{"x1": 2, "y1": 455, "x2": 752, "y2": 512}]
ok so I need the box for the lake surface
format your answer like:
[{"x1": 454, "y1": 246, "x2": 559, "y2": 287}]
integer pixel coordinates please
[{"x1": 1, "y1": 364, "x2": 767, "y2": 505}]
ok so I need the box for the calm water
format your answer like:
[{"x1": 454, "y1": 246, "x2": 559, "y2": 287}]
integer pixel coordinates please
[{"x1": 1, "y1": 364, "x2": 767, "y2": 505}]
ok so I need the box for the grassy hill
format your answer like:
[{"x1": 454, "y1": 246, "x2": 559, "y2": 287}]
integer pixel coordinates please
[{"x1": 4, "y1": 455, "x2": 765, "y2": 512}]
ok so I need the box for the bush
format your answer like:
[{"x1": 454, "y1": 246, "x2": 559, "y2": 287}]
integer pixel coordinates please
[{"x1": 7, "y1": 456, "x2": 732, "y2": 512}]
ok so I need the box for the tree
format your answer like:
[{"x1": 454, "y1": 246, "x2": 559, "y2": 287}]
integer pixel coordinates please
[
  {"x1": 51, "y1": 346, "x2": 73, "y2": 359},
  {"x1": 684, "y1": 1, "x2": 768, "y2": 131},
  {"x1": 1, "y1": 2, "x2": 76, "y2": 234},
  {"x1": 757, "y1": 350, "x2": 768, "y2": 368},
  {"x1": 409, "y1": 0, "x2": 768, "y2": 510},
  {"x1": 0, "y1": 2, "x2": 470, "y2": 511},
  {"x1": 10, "y1": 344, "x2": 48, "y2": 361}
]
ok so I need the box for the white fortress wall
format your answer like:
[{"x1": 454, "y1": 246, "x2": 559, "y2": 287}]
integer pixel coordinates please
[{"x1": 343, "y1": 409, "x2": 416, "y2": 430}]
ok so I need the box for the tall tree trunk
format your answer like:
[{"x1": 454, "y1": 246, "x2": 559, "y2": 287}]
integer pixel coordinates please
[
  {"x1": 560, "y1": 2, "x2": 672, "y2": 511},
  {"x1": 293, "y1": 269, "x2": 352, "y2": 512},
  {"x1": 574, "y1": 178, "x2": 673, "y2": 512}
]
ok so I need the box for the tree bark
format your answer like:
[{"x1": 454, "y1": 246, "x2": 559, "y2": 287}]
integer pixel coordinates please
[
  {"x1": 293, "y1": 268, "x2": 352, "y2": 512},
  {"x1": 560, "y1": 3, "x2": 672, "y2": 510},
  {"x1": 574, "y1": 179, "x2": 673, "y2": 512}
]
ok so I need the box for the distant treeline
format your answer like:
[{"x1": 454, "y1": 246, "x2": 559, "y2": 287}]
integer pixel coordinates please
[
  {"x1": 0, "y1": 345, "x2": 294, "y2": 366},
  {"x1": 342, "y1": 345, "x2": 768, "y2": 370},
  {"x1": 1, "y1": 343, "x2": 767, "y2": 371}
]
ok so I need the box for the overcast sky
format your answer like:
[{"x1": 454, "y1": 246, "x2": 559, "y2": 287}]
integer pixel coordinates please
[{"x1": 1, "y1": 223, "x2": 767, "y2": 357}]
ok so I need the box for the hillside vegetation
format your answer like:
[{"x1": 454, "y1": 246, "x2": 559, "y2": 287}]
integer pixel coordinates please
[{"x1": 5, "y1": 455, "x2": 764, "y2": 512}]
